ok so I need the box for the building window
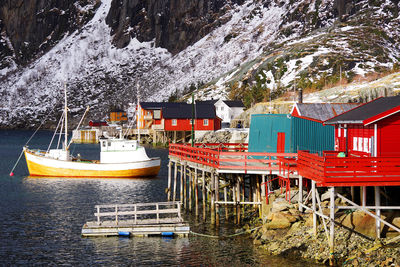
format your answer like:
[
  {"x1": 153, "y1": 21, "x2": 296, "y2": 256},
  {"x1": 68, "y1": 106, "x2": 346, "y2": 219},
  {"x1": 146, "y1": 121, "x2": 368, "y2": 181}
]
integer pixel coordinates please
[
  {"x1": 154, "y1": 110, "x2": 161, "y2": 119},
  {"x1": 172, "y1": 119, "x2": 177, "y2": 126},
  {"x1": 203, "y1": 119, "x2": 209, "y2": 126},
  {"x1": 221, "y1": 107, "x2": 224, "y2": 111}
]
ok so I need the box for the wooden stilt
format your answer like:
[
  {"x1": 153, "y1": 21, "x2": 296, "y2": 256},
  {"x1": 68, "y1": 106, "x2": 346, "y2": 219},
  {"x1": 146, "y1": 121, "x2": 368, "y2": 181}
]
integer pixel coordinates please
[
  {"x1": 250, "y1": 176, "x2": 254, "y2": 207},
  {"x1": 215, "y1": 174, "x2": 220, "y2": 226},
  {"x1": 375, "y1": 186, "x2": 381, "y2": 238},
  {"x1": 233, "y1": 182, "x2": 237, "y2": 223},
  {"x1": 237, "y1": 177, "x2": 241, "y2": 224},
  {"x1": 195, "y1": 168, "x2": 199, "y2": 217},
  {"x1": 351, "y1": 186, "x2": 355, "y2": 202},
  {"x1": 173, "y1": 161, "x2": 177, "y2": 202},
  {"x1": 241, "y1": 176, "x2": 245, "y2": 218},
  {"x1": 312, "y1": 180, "x2": 317, "y2": 236},
  {"x1": 224, "y1": 185, "x2": 228, "y2": 220},
  {"x1": 202, "y1": 169, "x2": 206, "y2": 221},
  {"x1": 180, "y1": 163, "x2": 184, "y2": 204},
  {"x1": 329, "y1": 187, "x2": 335, "y2": 266},
  {"x1": 256, "y1": 175, "x2": 261, "y2": 217},
  {"x1": 183, "y1": 164, "x2": 187, "y2": 209},
  {"x1": 211, "y1": 172, "x2": 215, "y2": 225},
  {"x1": 362, "y1": 186, "x2": 367, "y2": 207},
  {"x1": 167, "y1": 161, "x2": 172, "y2": 201},
  {"x1": 299, "y1": 175, "x2": 303, "y2": 212},
  {"x1": 189, "y1": 168, "x2": 192, "y2": 211}
]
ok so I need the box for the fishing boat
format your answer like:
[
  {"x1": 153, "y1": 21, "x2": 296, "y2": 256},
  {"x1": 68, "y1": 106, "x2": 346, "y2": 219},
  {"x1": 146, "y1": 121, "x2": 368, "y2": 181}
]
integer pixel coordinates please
[{"x1": 23, "y1": 85, "x2": 161, "y2": 178}]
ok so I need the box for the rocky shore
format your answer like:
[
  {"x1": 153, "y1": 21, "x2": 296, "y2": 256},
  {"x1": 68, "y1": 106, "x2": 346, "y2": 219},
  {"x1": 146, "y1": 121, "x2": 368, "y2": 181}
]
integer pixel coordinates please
[{"x1": 243, "y1": 189, "x2": 400, "y2": 266}]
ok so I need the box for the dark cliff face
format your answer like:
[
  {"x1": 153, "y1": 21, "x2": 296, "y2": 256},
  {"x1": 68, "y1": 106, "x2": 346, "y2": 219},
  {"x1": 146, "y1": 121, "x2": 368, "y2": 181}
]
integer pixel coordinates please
[
  {"x1": 0, "y1": 0, "x2": 99, "y2": 65},
  {"x1": 105, "y1": 0, "x2": 245, "y2": 54}
]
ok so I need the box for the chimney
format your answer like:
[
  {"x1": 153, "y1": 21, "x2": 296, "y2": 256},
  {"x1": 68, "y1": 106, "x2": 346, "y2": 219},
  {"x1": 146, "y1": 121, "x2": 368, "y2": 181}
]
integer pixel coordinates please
[{"x1": 298, "y1": 89, "x2": 303, "y2": 103}]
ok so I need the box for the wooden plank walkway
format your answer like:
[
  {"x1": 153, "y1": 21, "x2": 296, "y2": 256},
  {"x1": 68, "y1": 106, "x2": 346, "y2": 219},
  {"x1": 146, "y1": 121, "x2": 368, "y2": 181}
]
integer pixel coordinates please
[
  {"x1": 82, "y1": 202, "x2": 190, "y2": 237},
  {"x1": 169, "y1": 143, "x2": 297, "y2": 175}
]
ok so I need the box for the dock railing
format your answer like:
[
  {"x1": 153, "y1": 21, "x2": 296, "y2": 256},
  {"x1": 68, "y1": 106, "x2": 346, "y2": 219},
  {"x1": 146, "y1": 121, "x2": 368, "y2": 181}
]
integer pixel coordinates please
[
  {"x1": 298, "y1": 150, "x2": 400, "y2": 186},
  {"x1": 169, "y1": 143, "x2": 297, "y2": 173},
  {"x1": 94, "y1": 202, "x2": 182, "y2": 225}
]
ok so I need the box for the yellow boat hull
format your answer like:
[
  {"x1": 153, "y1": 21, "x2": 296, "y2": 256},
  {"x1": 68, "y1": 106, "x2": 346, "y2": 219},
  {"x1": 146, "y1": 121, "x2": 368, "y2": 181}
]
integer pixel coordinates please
[{"x1": 24, "y1": 149, "x2": 160, "y2": 178}]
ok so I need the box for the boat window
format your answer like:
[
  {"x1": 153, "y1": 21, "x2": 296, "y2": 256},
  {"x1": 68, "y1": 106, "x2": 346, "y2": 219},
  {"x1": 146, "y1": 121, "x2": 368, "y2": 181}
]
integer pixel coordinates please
[
  {"x1": 102, "y1": 141, "x2": 106, "y2": 147},
  {"x1": 108, "y1": 141, "x2": 111, "y2": 146}
]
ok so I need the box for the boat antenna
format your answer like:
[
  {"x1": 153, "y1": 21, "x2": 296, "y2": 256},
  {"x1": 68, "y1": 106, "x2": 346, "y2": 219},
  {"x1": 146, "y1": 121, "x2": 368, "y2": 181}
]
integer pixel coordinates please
[
  {"x1": 137, "y1": 83, "x2": 141, "y2": 144},
  {"x1": 64, "y1": 82, "x2": 68, "y2": 151}
]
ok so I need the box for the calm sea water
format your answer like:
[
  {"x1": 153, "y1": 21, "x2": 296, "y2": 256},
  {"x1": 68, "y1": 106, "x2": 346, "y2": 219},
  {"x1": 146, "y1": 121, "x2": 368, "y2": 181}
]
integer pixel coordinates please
[{"x1": 0, "y1": 130, "x2": 320, "y2": 266}]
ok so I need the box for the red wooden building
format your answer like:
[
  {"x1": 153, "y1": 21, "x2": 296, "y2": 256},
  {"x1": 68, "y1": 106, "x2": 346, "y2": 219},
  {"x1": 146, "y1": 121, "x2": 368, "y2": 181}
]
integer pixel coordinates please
[
  {"x1": 324, "y1": 95, "x2": 400, "y2": 157},
  {"x1": 163, "y1": 103, "x2": 221, "y2": 131}
]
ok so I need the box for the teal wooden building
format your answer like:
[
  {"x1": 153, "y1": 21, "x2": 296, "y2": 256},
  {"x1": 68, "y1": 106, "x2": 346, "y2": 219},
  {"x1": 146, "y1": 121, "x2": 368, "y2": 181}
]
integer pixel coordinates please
[{"x1": 248, "y1": 103, "x2": 360, "y2": 154}]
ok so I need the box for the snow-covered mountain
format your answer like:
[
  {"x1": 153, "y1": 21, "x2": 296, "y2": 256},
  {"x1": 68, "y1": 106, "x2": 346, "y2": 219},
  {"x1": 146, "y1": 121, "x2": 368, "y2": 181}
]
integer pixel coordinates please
[{"x1": 0, "y1": 0, "x2": 399, "y2": 128}]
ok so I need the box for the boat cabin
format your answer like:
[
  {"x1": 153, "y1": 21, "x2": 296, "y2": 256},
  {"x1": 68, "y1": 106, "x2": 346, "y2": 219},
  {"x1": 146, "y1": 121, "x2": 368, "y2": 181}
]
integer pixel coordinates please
[{"x1": 100, "y1": 139, "x2": 150, "y2": 163}]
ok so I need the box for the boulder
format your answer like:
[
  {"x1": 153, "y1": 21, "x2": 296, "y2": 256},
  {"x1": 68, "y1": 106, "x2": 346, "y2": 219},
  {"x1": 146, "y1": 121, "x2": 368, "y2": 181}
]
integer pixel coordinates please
[
  {"x1": 271, "y1": 198, "x2": 292, "y2": 212},
  {"x1": 338, "y1": 211, "x2": 385, "y2": 238},
  {"x1": 265, "y1": 212, "x2": 292, "y2": 229}
]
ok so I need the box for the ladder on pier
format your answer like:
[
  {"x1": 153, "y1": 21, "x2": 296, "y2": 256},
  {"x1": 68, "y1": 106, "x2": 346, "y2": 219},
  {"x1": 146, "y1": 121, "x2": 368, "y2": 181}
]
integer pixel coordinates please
[{"x1": 81, "y1": 202, "x2": 190, "y2": 237}]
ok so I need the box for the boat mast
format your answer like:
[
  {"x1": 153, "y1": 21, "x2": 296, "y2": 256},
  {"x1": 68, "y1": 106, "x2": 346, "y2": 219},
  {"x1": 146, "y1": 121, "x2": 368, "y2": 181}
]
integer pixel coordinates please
[
  {"x1": 137, "y1": 83, "x2": 141, "y2": 144},
  {"x1": 64, "y1": 82, "x2": 68, "y2": 151}
]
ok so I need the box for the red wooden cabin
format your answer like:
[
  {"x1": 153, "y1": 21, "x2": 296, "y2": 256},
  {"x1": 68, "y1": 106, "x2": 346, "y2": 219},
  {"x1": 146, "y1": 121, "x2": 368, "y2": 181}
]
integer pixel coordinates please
[
  {"x1": 297, "y1": 95, "x2": 400, "y2": 187},
  {"x1": 163, "y1": 103, "x2": 221, "y2": 131},
  {"x1": 324, "y1": 95, "x2": 400, "y2": 157}
]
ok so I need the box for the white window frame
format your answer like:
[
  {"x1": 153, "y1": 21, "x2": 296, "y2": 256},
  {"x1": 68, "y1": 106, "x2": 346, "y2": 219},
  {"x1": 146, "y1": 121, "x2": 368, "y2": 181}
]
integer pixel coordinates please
[
  {"x1": 172, "y1": 119, "x2": 177, "y2": 126},
  {"x1": 203, "y1": 119, "x2": 209, "y2": 126}
]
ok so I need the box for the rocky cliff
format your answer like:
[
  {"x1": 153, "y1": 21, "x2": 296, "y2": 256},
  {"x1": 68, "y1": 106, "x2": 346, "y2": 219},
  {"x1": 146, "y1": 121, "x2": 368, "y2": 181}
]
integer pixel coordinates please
[
  {"x1": 0, "y1": 0, "x2": 399, "y2": 128},
  {"x1": 106, "y1": 0, "x2": 245, "y2": 53}
]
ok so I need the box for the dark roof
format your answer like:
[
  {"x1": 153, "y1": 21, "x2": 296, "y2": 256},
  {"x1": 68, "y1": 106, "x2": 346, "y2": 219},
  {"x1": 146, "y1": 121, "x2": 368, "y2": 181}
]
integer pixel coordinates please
[
  {"x1": 139, "y1": 102, "x2": 185, "y2": 110},
  {"x1": 110, "y1": 108, "x2": 125, "y2": 112},
  {"x1": 223, "y1": 100, "x2": 245, "y2": 108},
  {"x1": 196, "y1": 100, "x2": 217, "y2": 105},
  {"x1": 324, "y1": 95, "x2": 400, "y2": 124},
  {"x1": 294, "y1": 103, "x2": 360, "y2": 121},
  {"x1": 163, "y1": 103, "x2": 217, "y2": 119}
]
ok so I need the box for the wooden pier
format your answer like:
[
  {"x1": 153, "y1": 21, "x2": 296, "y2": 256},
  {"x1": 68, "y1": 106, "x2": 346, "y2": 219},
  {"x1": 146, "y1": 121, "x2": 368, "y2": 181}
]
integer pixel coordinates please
[
  {"x1": 167, "y1": 143, "x2": 297, "y2": 224},
  {"x1": 82, "y1": 202, "x2": 190, "y2": 237}
]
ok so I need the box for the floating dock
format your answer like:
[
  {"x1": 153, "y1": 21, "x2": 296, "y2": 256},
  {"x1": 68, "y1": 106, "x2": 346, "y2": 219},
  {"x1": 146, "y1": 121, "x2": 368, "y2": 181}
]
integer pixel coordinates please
[{"x1": 82, "y1": 202, "x2": 189, "y2": 237}]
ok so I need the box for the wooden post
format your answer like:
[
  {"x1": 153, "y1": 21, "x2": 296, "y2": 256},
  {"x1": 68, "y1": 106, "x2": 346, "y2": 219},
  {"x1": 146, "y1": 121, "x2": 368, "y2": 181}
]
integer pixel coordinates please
[
  {"x1": 233, "y1": 181, "x2": 237, "y2": 223},
  {"x1": 202, "y1": 169, "x2": 206, "y2": 220},
  {"x1": 350, "y1": 186, "x2": 355, "y2": 202},
  {"x1": 257, "y1": 175, "x2": 261, "y2": 217},
  {"x1": 237, "y1": 176, "x2": 241, "y2": 224},
  {"x1": 224, "y1": 185, "x2": 228, "y2": 220},
  {"x1": 189, "y1": 168, "x2": 192, "y2": 211},
  {"x1": 195, "y1": 168, "x2": 199, "y2": 217},
  {"x1": 250, "y1": 176, "x2": 254, "y2": 207},
  {"x1": 299, "y1": 175, "x2": 303, "y2": 212},
  {"x1": 215, "y1": 174, "x2": 220, "y2": 226},
  {"x1": 180, "y1": 163, "x2": 184, "y2": 204},
  {"x1": 362, "y1": 186, "x2": 367, "y2": 207},
  {"x1": 312, "y1": 180, "x2": 317, "y2": 236},
  {"x1": 167, "y1": 161, "x2": 172, "y2": 201},
  {"x1": 183, "y1": 163, "x2": 187, "y2": 209},
  {"x1": 375, "y1": 186, "x2": 381, "y2": 238},
  {"x1": 241, "y1": 176, "x2": 245, "y2": 217},
  {"x1": 211, "y1": 172, "x2": 215, "y2": 225},
  {"x1": 173, "y1": 161, "x2": 177, "y2": 202},
  {"x1": 329, "y1": 187, "x2": 335, "y2": 266}
]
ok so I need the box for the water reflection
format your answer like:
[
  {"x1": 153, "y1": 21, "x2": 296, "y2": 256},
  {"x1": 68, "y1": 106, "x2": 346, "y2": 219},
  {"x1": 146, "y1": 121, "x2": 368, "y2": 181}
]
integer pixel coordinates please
[{"x1": 0, "y1": 130, "x2": 323, "y2": 266}]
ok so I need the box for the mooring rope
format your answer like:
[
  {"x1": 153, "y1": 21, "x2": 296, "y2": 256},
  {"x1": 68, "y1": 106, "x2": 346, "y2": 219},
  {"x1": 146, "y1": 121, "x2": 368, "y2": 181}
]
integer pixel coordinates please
[
  {"x1": 189, "y1": 226, "x2": 261, "y2": 239},
  {"x1": 9, "y1": 105, "x2": 58, "y2": 176}
]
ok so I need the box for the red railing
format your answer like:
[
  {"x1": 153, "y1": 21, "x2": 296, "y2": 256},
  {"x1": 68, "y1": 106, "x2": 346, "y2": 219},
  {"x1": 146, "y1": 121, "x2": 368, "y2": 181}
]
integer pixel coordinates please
[
  {"x1": 169, "y1": 143, "x2": 297, "y2": 173},
  {"x1": 298, "y1": 150, "x2": 400, "y2": 186}
]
